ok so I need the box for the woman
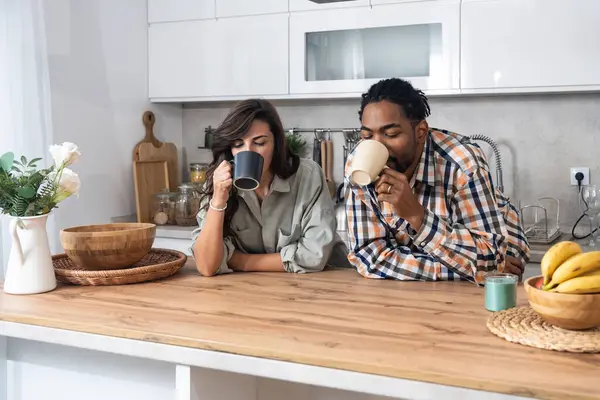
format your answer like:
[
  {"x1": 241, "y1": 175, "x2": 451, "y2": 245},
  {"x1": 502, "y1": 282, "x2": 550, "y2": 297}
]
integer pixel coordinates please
[{"x1": 191, "y1": 99, "x2": 349, "y2": 276}]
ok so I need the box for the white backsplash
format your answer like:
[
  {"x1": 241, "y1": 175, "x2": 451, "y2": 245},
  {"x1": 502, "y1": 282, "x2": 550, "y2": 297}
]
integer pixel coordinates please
[{"x1": 182, "y1": 93, "x2": 600, "y2": 226}]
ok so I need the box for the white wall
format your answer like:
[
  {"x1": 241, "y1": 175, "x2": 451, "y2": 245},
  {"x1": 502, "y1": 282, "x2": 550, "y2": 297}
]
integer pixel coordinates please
[
  {"x1": 0, "y1": 0, "x2": 183, "y2": 280},
  {"x1": 182, "y1": 93, "x2": 600, "y2": 227},
  {"x1": 0, "y1": 0, "x2": 57, "y2": 280},
  {"x1": 42, "y1": 0, "x2": 182, "y2": 246}
]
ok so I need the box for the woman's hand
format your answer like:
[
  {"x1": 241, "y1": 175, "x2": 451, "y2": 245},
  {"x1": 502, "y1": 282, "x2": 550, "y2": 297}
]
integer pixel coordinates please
[{"x1": 212, "y1": 160, "x2": 233, "y2": 208}]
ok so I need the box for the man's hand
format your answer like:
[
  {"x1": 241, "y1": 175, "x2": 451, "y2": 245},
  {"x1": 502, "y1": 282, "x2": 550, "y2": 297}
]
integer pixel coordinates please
[
  {"x1": 375, "y1": 168, "x2": 425, "y2": 231},
  {"x1": 504, "y1": 256, "x2": 525, "y2": 281}
]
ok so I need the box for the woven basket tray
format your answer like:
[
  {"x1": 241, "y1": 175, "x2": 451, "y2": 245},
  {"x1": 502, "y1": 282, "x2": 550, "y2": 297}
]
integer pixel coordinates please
[
  {"x1": 487, "y1": 306, "x2": 600, "y2": 353},
  {"x1": 53, "y1": 248, "x2": 187, "y2": 286}
]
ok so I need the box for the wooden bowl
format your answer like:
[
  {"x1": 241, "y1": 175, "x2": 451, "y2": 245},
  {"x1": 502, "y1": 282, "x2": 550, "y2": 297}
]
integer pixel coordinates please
[
  {"x1": 524, "y1": 275, "x2": 600, "y2": 330},
  {"x1": 60, "y1": 223, "x2": 156, "y2": 270}
]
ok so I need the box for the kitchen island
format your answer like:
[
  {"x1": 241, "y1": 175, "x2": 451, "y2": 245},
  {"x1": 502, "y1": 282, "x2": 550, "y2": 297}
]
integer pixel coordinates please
[{"x1": 1, "y1": 262, "x2": 598, "y2": 400}]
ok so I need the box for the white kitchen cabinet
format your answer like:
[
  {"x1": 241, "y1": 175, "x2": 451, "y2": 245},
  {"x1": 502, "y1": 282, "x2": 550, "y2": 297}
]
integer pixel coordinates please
[
  {"x1": 289, "y1": 1, "x2": 460, "y2": 95},
  {"x1": 461, "y1": 0, "x2": 600, "y2": 93},
  {"x1": 290, "y1": 0, "x2": 369, "y2": 12},
  {"x1": 216, "y1": 0, "x2": 288, "y2": 18},
  {"x1": 149, "y1": 14, "x2": 289, "y2": 100},
  {"x1": 148, "y1": 0, "x2": 215, "y2": 23}
]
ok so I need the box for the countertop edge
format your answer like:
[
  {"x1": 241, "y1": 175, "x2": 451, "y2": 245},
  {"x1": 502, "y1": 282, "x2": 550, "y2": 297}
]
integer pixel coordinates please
[{"x1": 0, "y1": 315, "x2": 588, "y2": 400}]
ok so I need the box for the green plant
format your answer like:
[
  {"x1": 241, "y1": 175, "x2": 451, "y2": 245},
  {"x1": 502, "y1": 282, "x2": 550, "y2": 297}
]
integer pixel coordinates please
[
  {"x1": 285, "y1": 133, "x2": 308, "y2": 158},
  {"x1": 0, "y1": 143, "x2": 81, "y2": 217}
]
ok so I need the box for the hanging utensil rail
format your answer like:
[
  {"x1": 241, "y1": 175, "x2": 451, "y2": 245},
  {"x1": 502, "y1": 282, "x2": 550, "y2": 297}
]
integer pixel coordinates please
[
  {"x1": 200, "y1": 126, "x2": 362, "y2": 156},
  {"x1": 200, "y1": 126, "x2": 360, "y2": 142}
]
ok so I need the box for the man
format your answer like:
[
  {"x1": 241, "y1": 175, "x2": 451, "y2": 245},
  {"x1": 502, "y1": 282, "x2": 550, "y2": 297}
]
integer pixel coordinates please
[{"x1": 345, "y1": 78, "x2": 530, "y2": 282}]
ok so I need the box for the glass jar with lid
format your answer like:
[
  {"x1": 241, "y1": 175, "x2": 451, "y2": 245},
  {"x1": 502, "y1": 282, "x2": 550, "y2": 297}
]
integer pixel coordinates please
[
  {"x1": 175, "y1": 183, "x2": 201, "y2": 226},
  {"x1": 191, "y1": 182, "x2": 204, "y2": 199},
  {"x1": 153, "y1": 189, "x2": 177, "y2": 225},
  {"x1": 189, "y1": 163, "x2": 208, "y2": 185}
]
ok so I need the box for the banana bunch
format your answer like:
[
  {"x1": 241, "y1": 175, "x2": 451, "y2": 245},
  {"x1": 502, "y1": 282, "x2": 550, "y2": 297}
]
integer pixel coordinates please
[{"x1": 540, "y1": 241, "x2": 600, "y2": 294}]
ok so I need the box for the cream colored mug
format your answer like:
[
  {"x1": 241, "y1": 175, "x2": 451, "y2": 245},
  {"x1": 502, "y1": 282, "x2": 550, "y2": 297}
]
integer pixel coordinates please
[{"x1": 348, "y1": 140, "x2": 389, "y2": 186}]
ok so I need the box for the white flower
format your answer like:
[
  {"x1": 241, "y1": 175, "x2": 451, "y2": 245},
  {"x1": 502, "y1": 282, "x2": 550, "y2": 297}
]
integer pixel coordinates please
[
  {"x1": 50, "y1": 168, "x2": 81, "y2": 202},
  {"x1": 57, "y1": 168, "x2": 81, "y2": 195},
  {"x1": 49, "y1": 142, "x2": 81, "y2": 167}
]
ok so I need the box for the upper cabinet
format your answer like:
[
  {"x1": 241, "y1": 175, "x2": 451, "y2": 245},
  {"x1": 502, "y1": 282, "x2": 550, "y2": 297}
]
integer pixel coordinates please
[
  {"x1": 289, "y1": 1, "x2": 460, "y2": 95},
  {"x1": 216, "y1": 0, "x2": 288, "y2": 18},
  {"x1": 147, "y1": 0, "x2": 600, "y2": 102},
  {"x1": 290, "y1": 0, "x2": 369, "y2": 12},
  {"x1": 461, "y1": 0, "x2": 600, "y2": 93},
  {"x1": 149, "y1": 14, "x2": 289, "y2": 100},
  {"x1": 148, "y1": 0, "x2": 215, "y2": 22}
]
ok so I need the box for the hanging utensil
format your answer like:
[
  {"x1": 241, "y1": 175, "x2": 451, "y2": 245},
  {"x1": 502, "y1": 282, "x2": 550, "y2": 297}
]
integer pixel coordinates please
[
  {"x1": 325, "y1": 138, "x2": 336, "y2": 199},
  {"x1": 320, "y1": 135, "x2": 327, "y2": 172},
  {"x1": 313, "y1": 129, "x2": 322, "y2": 167},
  {"x1": 335, "y1": 182, "x2": 347, "y2": 233}
]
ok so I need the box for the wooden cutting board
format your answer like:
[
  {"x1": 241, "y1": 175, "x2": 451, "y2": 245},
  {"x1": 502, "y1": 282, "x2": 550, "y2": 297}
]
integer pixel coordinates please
[
  {"x1": 134, "y1": 111, "x2": 179, "y2": 191},
  {"x1": 133, "y1": 160, "x2": 170, "y2": 223}
]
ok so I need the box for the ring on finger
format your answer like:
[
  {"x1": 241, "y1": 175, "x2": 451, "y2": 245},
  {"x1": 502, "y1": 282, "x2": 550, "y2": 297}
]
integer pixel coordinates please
[{"x1": 387, "y1": 184, "x2": 392, "y2": 194}]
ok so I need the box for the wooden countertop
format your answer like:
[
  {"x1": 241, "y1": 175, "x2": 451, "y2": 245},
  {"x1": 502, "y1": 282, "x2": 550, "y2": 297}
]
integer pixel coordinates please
[{"x1": 1, "y1": 262, "x2": 599, "y2": 400}]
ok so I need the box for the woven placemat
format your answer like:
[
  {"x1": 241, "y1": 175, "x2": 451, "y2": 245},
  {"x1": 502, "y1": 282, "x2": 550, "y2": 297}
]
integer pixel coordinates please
[
  {"x1": 53, "y1": 248, "x2": 187, "y2": 286},
  {"x1": 487, "y1": 306, "x2": 600, "y2": 353}
]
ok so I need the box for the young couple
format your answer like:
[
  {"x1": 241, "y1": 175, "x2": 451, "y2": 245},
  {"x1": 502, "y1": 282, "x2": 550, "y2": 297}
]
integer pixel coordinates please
[{"x1": 191, "y1": 78, "x2": 530, "y2": 282}]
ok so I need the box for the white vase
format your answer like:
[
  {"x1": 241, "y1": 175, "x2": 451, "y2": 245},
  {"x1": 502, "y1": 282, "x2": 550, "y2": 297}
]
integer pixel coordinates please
[{"x1": 4, "y1": 213, "x2": 57, "y2": 295}]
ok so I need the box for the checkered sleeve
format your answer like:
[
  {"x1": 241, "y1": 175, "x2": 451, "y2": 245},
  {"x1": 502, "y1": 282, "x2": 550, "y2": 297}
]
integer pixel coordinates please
[
  {"x1": 346, "y1": 183, "x2": 451, "y2": 280},
  {"x1": 408, "y1": 167, "x2": 509, "y2": 280},
  {"x1": 346, "y1": 166, "x2": 509, "y2": 282},
  {"x1": 496, "y1": 190, "x2": 531, "y2": 264}
]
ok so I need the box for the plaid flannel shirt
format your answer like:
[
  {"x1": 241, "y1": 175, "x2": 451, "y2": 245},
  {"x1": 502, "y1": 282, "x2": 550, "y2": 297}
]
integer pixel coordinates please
[{"x1": 345, "y1": 128, "x2": 530, "y2": 283}]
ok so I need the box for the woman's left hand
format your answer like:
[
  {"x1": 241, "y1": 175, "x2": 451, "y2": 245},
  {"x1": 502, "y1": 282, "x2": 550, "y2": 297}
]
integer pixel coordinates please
[
  {"x1": 228, "y1": 251, "x2": 284, "y2": 272},
  {"x1": 375, "y1": 167, "x2": 425, "y2": 231},
  {"x1": 228, "y1": 251, "x2": 248, "y2": 272}
]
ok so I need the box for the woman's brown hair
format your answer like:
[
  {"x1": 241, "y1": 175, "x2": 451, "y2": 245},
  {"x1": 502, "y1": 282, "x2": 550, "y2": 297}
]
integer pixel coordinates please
[{"x1": 199, "y1": 99, "x2": 300, "y2": 238}]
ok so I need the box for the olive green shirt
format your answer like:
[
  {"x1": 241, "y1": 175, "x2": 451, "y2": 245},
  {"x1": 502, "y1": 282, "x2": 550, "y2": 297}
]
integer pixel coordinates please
[{"x1": 190, "y1": 158, "x2": 350, "y2": 275}]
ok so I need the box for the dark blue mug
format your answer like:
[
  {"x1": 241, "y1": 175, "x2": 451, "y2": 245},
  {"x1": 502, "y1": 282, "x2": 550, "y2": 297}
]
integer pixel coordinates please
[{"x1": 231, "y1": 151, "x2": 264, "y2": 191}]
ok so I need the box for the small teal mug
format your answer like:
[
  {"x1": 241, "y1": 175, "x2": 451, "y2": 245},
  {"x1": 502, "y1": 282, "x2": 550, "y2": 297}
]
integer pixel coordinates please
[{"x1": 485, "y1": 273, "x2": 518, "y2": 312}]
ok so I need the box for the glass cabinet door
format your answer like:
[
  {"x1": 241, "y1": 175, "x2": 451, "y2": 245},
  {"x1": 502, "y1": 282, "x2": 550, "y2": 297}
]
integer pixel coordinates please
[{"x1": 289, "y1": 1, "x2": 460, "y2": 95}]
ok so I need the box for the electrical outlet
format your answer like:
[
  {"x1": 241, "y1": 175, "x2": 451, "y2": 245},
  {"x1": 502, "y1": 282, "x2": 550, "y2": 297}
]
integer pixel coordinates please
[{"x1": 571, "y1": 167, "x2": 590, "y2": 186}]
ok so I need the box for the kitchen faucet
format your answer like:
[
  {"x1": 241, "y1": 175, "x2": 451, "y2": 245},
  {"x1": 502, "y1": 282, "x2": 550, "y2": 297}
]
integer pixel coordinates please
[{"x1": 462, "y1": 134, "x2": 504, "y2": 194}]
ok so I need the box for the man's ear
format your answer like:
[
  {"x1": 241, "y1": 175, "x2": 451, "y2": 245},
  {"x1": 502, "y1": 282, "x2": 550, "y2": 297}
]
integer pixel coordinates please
[{"x1": 415, "y1": 120, "x2": 429, "y2": 143}]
